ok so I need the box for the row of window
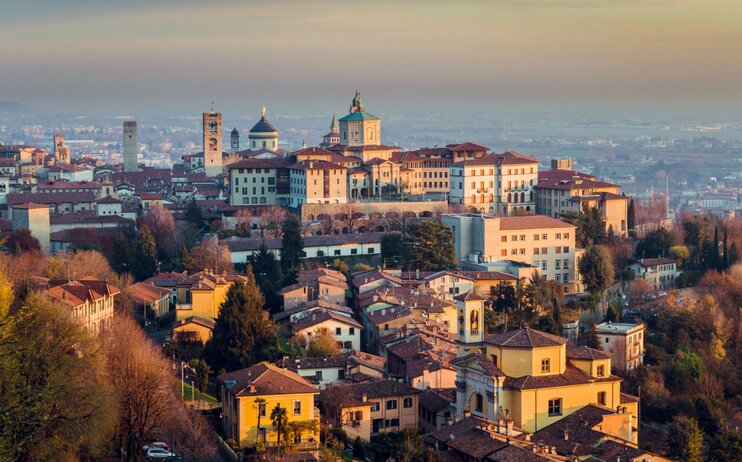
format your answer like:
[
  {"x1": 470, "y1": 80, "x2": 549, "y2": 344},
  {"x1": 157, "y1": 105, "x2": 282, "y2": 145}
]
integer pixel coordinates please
[
  {"x1": 504, "y1": 233, "x2": 570, "y2": 242},
  {"x1": 234, "y1": 175, "x2": 275, "y2": 185},
  {"x1": 314, "y1": 247, "x2": 374, "y2": 257},
  {"x1": 335, "y1": 327, "x2": 356, "y2": 336},
  {"x1": 369, "y1": 397, "x2": 414, "y2": 411}
]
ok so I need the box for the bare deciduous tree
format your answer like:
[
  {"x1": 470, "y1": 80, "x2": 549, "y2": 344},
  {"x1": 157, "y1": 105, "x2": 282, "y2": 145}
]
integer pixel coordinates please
[
  {"x1": 106, "y1": 316, "x2": 180, "y2": 461},
  {"x1": 259, "y1": 206, "x2": 288, "y2": 238}
]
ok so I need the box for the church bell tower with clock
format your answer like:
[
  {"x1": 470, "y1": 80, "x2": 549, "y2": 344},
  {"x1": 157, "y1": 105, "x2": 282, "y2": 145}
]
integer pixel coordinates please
[{"x1": 203, "y1": 107, "x2": 223, "y2": 177}]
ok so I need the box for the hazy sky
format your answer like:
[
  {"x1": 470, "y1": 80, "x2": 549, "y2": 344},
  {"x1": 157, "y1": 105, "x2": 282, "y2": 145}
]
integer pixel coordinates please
[{"x1": 2, "y1": 0, "x2": 742, "y2": 117}]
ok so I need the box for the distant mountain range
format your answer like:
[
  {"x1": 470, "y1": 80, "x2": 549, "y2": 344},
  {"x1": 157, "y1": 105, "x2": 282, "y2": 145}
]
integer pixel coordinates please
[{"x1": 0, "y1": 101, "x2": 28, "y2": 113}]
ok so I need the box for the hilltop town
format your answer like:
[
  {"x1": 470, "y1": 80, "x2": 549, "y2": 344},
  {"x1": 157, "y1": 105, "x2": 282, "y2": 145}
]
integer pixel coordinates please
[{"x1": 0, "y1": 93, "x2": 740, "y2": 462}]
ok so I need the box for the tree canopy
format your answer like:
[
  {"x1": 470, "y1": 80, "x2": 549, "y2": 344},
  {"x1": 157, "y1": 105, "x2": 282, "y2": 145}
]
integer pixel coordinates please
[
  {"x1": 400, "y1": 220, "x2": 456, "y2": 271},
  {"x1": 280, "y1": 214, "x2": 304, "y2": 274},
  {"x1": 204, "y1": 267, "x2": 279, "y2": 372},
  {"x1": 578, "y1": 245, "x2": 615, "y2": 293}
]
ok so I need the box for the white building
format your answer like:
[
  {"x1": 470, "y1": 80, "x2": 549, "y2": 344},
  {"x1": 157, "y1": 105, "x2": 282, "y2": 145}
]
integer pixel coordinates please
[
  {"x1": 292, "y1": 309, "x2": 362, "y2": 352},
  {"x1": 628, "y1": 258, "x2": 679, "y2": 291}
]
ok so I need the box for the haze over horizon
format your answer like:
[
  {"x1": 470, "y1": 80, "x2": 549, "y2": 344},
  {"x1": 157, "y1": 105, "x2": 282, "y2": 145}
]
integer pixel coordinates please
[{"x1": 2, "y1": 0, "x2": 742, "y2": 119}]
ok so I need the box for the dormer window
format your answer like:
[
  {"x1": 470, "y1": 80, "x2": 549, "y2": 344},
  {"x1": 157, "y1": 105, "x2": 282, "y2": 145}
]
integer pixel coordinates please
[{"x1": 597, "y1": 365, "x2": 605, "y2": 377}]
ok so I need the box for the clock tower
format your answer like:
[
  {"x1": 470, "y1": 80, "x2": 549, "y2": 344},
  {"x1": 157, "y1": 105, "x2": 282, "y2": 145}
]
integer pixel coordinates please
[{"x1": 203, "y1": 109, "x2": 223, "y2": 177}]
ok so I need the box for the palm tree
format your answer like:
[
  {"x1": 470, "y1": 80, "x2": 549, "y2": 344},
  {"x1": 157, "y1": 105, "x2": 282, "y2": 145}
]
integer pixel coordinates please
[
  {"x1": 270, "y1": 403, "x2": 288, "y2": 453},
  {"x1": 254, "y1": 398, "x2": 266, "y2": 444}
]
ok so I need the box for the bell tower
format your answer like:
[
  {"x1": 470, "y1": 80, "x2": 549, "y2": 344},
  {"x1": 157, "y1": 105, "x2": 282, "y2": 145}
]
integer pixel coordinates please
[
  {"x1": 454, "y1": 292, "x2": 485, "y2": 356},
  {"x1": 230, "y1": 127, "x2": 239, "y2": 154},
  {"x1": 203, "y1": 107, "x2": 223, "y2": 177}
]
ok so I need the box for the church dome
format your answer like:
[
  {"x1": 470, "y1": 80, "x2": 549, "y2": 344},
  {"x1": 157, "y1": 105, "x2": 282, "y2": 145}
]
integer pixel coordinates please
[
  {"x1": 249, "y1": 107, "x2": 277, "y2": 134},
  {"x1": 231, "y1": 127, "x2": 239, "y2": 136}
]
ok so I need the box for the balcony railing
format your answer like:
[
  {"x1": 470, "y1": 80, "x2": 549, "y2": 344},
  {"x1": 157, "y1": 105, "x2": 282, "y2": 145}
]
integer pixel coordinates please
[
  {"x1": 295, "y1": 441, "x2": 320, "y2": 451},
  {"x1": 175, "y1": 303, "x2": 193, "y2": 311}
]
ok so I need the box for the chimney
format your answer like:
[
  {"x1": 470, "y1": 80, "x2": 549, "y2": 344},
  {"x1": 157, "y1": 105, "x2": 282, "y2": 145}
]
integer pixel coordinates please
[
  {"x1": 506, "y1": 419, "x2": 514, "y2": 436},
  {"x1": 464, "y1": 409, "x2": 471, "y2": 418},
  {"x1": 563, "y1": 429, "x2": 569, "y2": 441},
  {"x1": 416, "y1": 268, "x2": 420, "y2": 279},
  {"x1": 248, "y1": 383, "x2": 255, "y2": 393},
  {"x1": 362, "y1": 393, "x2": 367, "y2": 402}
]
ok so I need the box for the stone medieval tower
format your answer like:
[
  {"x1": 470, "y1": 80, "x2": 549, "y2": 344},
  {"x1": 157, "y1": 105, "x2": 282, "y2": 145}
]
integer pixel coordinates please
[
  {"x1": 203, "y1": 109, "x2": 223, "y2": 177},
  {"x1": 123, "y1": 120, "x2": 138, "y2": 172}
]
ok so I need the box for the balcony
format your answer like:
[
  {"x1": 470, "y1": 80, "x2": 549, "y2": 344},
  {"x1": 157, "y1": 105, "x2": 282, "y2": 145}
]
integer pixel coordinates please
[
  {"x1": 314, "y1": 407, "x2": 320, "y2": 419},
  {"x1": 295, "y1": 441, "x2": 320, "y2": 451},
  {"x1": 175, "y1": 303, "x2": 193, "y2": 311}
]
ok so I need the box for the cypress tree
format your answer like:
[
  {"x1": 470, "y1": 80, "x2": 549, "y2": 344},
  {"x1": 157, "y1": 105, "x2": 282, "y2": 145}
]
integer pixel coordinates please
[
  {"x1": 627, "y1": 198, "x2": 636, "y2": 230},
  {"x1": 250, "y1": 241, "x2": 283, "y2": 313},
  {"x1": 134, "y1": 227, "x2": 158, "y2": 280},
  {"x1": 722, "y1": 228, "x2": 729, "y2": 269},
  {"x1": 713, "y1": 226, "x2": 720, "y2": 269},
  {"x1": 280, "y1": 214, "x2": 304, "y2": 274}
]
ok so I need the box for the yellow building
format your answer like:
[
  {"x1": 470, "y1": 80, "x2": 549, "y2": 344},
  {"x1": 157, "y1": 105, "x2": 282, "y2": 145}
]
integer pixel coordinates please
[
  {"x1": 451, "y1": 295, "x2": 639, "y2": 442},
  {"x1": 175, "y1": 270, "x2": 247, "y2": 321},
  {"x1": 218, "y1": 363, "x2": 320, "y2": 449}
]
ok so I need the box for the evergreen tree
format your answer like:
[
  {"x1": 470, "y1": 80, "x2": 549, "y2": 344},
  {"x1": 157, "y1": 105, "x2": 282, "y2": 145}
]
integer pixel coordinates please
[
  {"x1": 635, "y1": 228, "x2": 673, "y2": 259},
  {"x1": 204, "y1": 267, "x2": 278, "y2": 372},
  {"x1": 184, "y1": 198, "x2": 204, "y2": 228},
  {"x1": 110, "y1": 232, "x2": 132, "y2": 274},
  {"x1": 381, "y1": 233, "x2": 404, "y2": 267},
  {"x1": 537, "y1": 313, "x2": 560, "y2": 335},
  {"x1": 665, "y1": 416, "x2": 704, "y2": 462},
  {"x1": 578, "y1": 245, "x2": 615, "y2": 293},
  {"x1": 586, "y1": 323, "x2": 602, "y2": 350},
  {"x1": 401, "y1": 220, "x2": 456, "y2": 271},
  {"x1": 722, "y1": 228, "x2": 729, "y2": 269},
  {"x1": 280, "y1": 214, "x2": 304, "y2": 274},
  {"x1": 134, "y1": 227, "x2": 158, "y2": 280},
  {"x1": 627, "y1": 198, "x2": 635, "y2": 230},
  {"x1": 712, "y1": 225, "x2": 720, "y2": 269},
  {"x1": 250, "y1": 241, "x2": 283, "y2": 313},
  {"x1": 604, "y1": 305, "x2": 619, "y2": 323}
]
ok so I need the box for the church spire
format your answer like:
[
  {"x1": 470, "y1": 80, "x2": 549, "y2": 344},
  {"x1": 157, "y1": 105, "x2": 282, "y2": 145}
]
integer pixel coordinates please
[{"x1": 330, "y1": 114, "x2": 338, "y2": 133}]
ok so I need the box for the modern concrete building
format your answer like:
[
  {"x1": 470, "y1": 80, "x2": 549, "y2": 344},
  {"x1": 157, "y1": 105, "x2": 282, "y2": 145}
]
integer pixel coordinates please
[
  {"x1": 595, "y1": 322, "x2": 645, "y2": 371},
  {"x1": 123, "y1": 120, "x2": 138, "y2": 172},
  {"x1": 12, "y1": 202, "x2": 50, "y2": 254}
]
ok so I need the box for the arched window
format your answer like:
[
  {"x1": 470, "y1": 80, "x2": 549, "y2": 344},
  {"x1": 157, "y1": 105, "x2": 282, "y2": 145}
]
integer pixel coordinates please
[
  {"x1": 507, "y1": 193, "x2": 512, "y2": 203},
  {"x1": 470, "y1": 310, "x2": 479, "y2": 335},
  {"x1": 520, "y1": 192, "x2": 525, "y2": 203}
]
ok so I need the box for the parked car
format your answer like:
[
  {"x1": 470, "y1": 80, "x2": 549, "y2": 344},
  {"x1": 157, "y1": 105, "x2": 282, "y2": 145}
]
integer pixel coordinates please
[
  {"x1": 144, "y1": 442, "x2": 170, "y2": 452},
  {"x1": 144, "y1": 447, "x2": 176, "y2": 459}
]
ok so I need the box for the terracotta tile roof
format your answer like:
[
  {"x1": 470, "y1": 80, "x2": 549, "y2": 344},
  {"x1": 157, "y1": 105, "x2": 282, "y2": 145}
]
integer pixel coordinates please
[
  {"x1": 486, "y1": 446, "x2": 555, "y2": 461},
  {"x1": 486, "y1": 328, "x2": 567, "y2": 348},
  {"x1": 173, "y1": 316, "x2": 216, "y2": 330},
  {"x1": 454, "y1": 292, "x2": 485, "y2": 302},
  {"x1": 497, "y1": 216, "x2": 575, "y2": 231},
  {"x1": 272, "y1": 299, "x2": 354, "y2": 323},
  {"x1": 351, "y1": 268, "x2": 404, "y2": 289},
  {"x1": 445, "y1": 428, "x2": 508, "y2": 459},
  {"x1": 126, "y1": 282, "x2": 171, "y2": 305},
  {"x1": 450, "y1": 142, "x2": 490, "y2": 152},
  {"x1": 424, "y1": 415, "x2": 490, "y2": 445},
  {"x1": 296, "y1": 267, "x2": 346, "y2": 284},
  {"x1": 504, "y1": 365, "x2": 622, "y2": 391},
  {"x1": 279, "y1": 350, "x2": 383, "y2": 372},
  {"x1": 499, "y1": 151, "x2": 538, "y2": 165},
  {"x1": 366, "y1": 306, "x2": 413, "y2": 325},
  {"x1": 47, "y1": 279, "x2": 120, "y2": 307},
  {"x1": 280, "y1": 275, "x2": 348, "y2": 294},
  {"x1": 634, "y1": 257, "x2": 675, "y2": 267},
  {"x1": 218, "y1": 362, "x2": 318, "y2": 397},
  {"x1": 143, "y1": 271, "x2": 187, "y2": 287},
  {"x1": 292, "y1": 309, "x2": 362, "y2": 331},
  {"x1": 290, "y1": 160, "x2": 347, "y2": 171},
  {"x1": 399, "y1": 270, "x2": 516, "y2": 282},
  {"x1": 451, "y1": 155, "x2": 501, "y2": 167},
  {"x1": 566, "y1": 346, "x2": 610, "y2": 360},
  {"x1": 451, "y1": 352, "x2": 505, "y2": 377},
  {"x1": 418, "y1": 389, "x2": 453, "y2": 413}
]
